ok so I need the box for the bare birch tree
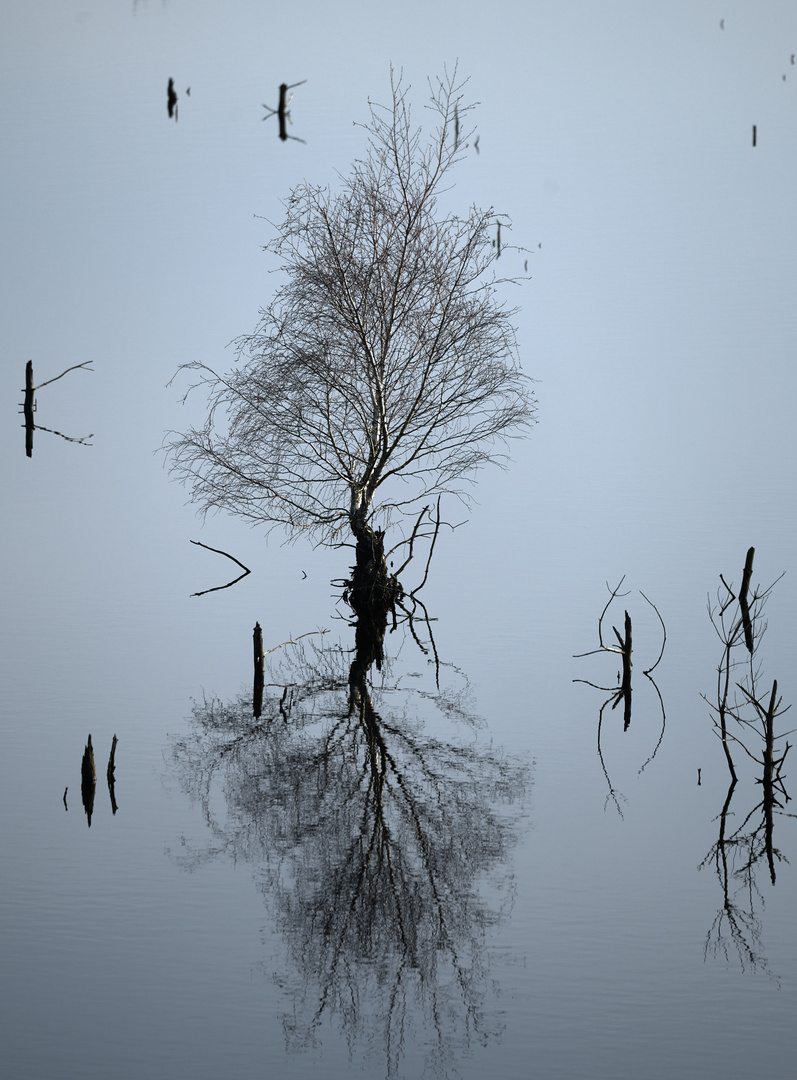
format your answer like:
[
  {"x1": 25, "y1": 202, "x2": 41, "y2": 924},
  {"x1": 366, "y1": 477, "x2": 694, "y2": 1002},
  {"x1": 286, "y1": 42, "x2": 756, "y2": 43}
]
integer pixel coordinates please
[{"x1": 165, "y1": 68, "x2": 534, "y2": 586}]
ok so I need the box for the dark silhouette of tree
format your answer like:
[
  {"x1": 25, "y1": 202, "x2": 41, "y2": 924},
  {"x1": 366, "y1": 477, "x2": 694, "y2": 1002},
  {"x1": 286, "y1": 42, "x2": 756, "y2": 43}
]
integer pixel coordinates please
[
  {"x1": 164, "y1": 68, "x2": 534, "y2": 596},
  {"x1": 170, "y1": 622, "x2": 528, "y2": 1077}
]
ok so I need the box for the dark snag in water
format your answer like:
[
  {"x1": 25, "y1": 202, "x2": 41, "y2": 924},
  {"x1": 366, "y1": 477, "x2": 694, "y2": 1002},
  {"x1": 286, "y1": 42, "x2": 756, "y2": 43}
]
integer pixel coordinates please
[
  {"x1": 261, "y1": 80, "x2": 307, "y2": 143},
  {"x1": 24, "y1": 361, "x2": 34, "y2": 457},
  {"x1": 107, "y1": 735, "x2": 119, "y2": 814},
  {"x1": 739, "y1": 546, "x2": 755, "y2": 653},
  {"x1": 573, "y1": 577, "x2": 667, "y2": 814},
  {"x1": 703, "y1": 549, "x2": 787, "y2": 783},
  {"x1": 81, "y1": 734, "x2": 96, "y2": 827},
  {"x1": 250, "y1": 627, "x2": 329, "y2": 719},
  {"x1": 20, "y1": 359, "x2": 94, "y2": 458},
  {"x1": 167, "y1": 78, "x2": 178, "y2": 121},
  {"x1": 573, "y1": 576, "x2": 666, "y2": 728},
  {"x1": 253, "y1": 622, "x2": 265, "y2": 718}
]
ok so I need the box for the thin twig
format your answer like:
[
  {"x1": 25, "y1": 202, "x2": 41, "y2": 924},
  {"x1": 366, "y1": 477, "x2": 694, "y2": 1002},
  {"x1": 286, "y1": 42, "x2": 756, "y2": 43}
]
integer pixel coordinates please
[
  {"x1": 391, "y1": 504, "x2": 429, "y2": 574},
  {"x1": 410, "y1": 496, "x2": 442, "y2": 598},
  {"x1": 597, "y1": 577, "x2": 628, "y2": 650},
  {"x1": 264, "y1": 629, "x2": 328, "y2": 656},
  {"x1": 34, "y1": 361, "x2": 94, "y2": 390},
  {"x1": 190, "y1": 540, "x2": 251, "y2": 596},
  {"x1": 32, "y1": 424, "x2": 93, "y2": 445},
  {"x1": 640, "y1": 591, "x2": 666, "y2": 674}
]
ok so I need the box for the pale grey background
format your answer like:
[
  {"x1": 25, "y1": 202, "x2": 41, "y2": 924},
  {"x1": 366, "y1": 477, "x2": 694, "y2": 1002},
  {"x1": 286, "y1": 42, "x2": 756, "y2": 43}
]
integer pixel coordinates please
[{"x1": 2, "y1": 2, "x2": 797, "y2": 1078}]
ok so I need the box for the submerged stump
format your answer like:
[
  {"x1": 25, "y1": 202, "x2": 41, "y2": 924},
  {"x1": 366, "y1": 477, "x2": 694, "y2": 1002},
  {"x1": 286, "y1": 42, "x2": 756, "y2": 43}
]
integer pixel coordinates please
[
  {"x1": 346, "y1": 525, "x2": 403, "y2": 673},
  {"x1": 253, "y1": 622, "x2": 265, "y2": 718}
]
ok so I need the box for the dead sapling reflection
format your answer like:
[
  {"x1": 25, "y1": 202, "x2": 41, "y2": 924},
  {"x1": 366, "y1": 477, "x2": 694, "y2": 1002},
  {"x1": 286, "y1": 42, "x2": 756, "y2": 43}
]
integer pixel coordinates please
[
  {"x1": 262, "y1": 80, "x2": 307, "y2": 142},
  {"x1": 170, "y1": 617, "x2": 528, "y2": 1077},
  {"x1": 573, "y1": 577, "x2": 666, "y2": 815},
  {"x1": 20, "y1": 360, "x2": 94, "y2": 458},
  {"x1": 700, "y1": 548, "x2": 796, "y2": 977}
]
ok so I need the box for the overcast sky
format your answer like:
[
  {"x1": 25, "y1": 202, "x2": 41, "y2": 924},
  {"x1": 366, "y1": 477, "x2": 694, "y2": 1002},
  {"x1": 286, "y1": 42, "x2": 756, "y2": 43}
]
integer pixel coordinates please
[{"x1": 2, "y1": 0, "x2": 796, "y2": 674}]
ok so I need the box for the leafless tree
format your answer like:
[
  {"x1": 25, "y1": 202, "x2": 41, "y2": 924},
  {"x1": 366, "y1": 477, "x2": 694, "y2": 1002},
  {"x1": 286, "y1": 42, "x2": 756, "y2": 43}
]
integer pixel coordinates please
[{"x1": 164, "y1": 68, "x2": 534, "y2": 590}]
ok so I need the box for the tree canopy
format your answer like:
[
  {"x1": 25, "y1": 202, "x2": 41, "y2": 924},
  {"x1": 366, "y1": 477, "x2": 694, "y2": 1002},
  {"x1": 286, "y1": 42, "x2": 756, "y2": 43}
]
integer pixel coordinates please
[{"x1": 165, "y1": 69, "x2": 534, "y2": 548}]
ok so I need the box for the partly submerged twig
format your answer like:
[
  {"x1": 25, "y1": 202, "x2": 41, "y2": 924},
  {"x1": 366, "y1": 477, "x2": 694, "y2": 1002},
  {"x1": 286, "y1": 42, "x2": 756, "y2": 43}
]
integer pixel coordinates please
[
  {"x1": 32, "y1": 423, "x2": 93, "y2": 446},
  {"x1": 262, "y1": 80, "x2": 307, "y2": 143},
  {"x1": 190, "y1": 540, "x2": 251, "y2": 596}
]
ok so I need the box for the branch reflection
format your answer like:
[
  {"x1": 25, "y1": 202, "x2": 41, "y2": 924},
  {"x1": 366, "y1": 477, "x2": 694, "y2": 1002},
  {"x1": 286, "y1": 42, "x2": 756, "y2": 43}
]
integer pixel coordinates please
[
  {"x1": 700, "y1": 775, "x2": 795, "y2": 981},
  {"x1": 700, "y1": 550, "x2": 796, "y2": 979},
  {"x1": 170, "y1": 620, "x2": 529, "y2": 1076}
]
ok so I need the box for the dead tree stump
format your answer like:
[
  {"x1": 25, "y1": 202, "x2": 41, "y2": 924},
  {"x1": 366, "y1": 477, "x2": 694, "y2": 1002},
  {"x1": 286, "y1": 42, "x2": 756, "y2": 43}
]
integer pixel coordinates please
[{"x1": 253, "y1": 622, "x2": 265, "y2": 718}]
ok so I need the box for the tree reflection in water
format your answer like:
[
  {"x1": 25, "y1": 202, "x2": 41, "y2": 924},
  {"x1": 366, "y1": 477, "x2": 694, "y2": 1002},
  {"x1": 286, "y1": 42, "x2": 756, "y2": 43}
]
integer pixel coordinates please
[
  {"x1": 700, "y1": 775, "x2": 795, "y2": 982},
  {"x1": 700, "y1": 551, "x2": 796, "y2": 980},
  {"x1": 170, "y1": 622, "x2": 529, "y2": 1076}
]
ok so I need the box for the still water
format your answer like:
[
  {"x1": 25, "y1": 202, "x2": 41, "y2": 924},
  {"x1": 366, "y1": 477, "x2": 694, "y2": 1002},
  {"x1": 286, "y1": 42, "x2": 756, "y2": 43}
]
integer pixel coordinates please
[{"x1": 3, "y1": 2, "x2": 797, "y2": 1078}]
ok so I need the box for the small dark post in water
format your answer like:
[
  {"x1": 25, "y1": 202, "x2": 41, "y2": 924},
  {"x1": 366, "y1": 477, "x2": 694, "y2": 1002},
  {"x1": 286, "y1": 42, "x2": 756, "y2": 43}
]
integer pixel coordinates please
[
  {"x1": 107, "y1": 735, "x2": 118, "y2": 815},
  {"x1": 24, "y1": 360, "x2": 34, "y2": 457},
  {"x1": 253, "y1": 622, "x2": 265, "y2": 718},
  {"x1": 81, "y1": 735, "x2": 96, "y2": 827},
  {"x1": 20, "y1": 359, "x2": 93, "y2": 456},
  {"x1": 613, "y1": 611, "x2": 632, "y2": 730},
  {"x1": 167, "y1": 77, "x2": 178, "y2": 121},
  {"x1": 262, "y1": 80, "x2": 307, "y2": 143},
  {"x1": 739, "y1": 546, "x2": 755, "y2": 653},
  {"x1": 752, "y1": 125, "x2": 757, "y2": 147},
  {"x1": 277, "y1": 84, "x2": 289, "y2": 140}
]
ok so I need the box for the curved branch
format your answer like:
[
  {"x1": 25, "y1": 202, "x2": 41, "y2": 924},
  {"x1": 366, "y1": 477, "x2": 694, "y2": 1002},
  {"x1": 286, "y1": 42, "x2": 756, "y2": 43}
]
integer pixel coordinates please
[{"x1": 189, "y1": 540, "x2": 251, "y2": 596}]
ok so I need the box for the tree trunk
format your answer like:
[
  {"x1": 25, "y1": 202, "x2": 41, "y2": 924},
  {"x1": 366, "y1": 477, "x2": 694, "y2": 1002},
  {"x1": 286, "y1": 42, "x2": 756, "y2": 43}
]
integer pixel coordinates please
[{"x1": 347, "y1": 512, "x2": 402, "y2": 672}]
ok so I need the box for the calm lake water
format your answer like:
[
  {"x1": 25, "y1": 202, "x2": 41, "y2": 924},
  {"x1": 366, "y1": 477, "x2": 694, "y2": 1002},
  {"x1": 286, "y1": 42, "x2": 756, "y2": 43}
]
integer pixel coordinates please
[{"x1": 2, "y1": 2, "x2": 797, "y2": 1078}]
